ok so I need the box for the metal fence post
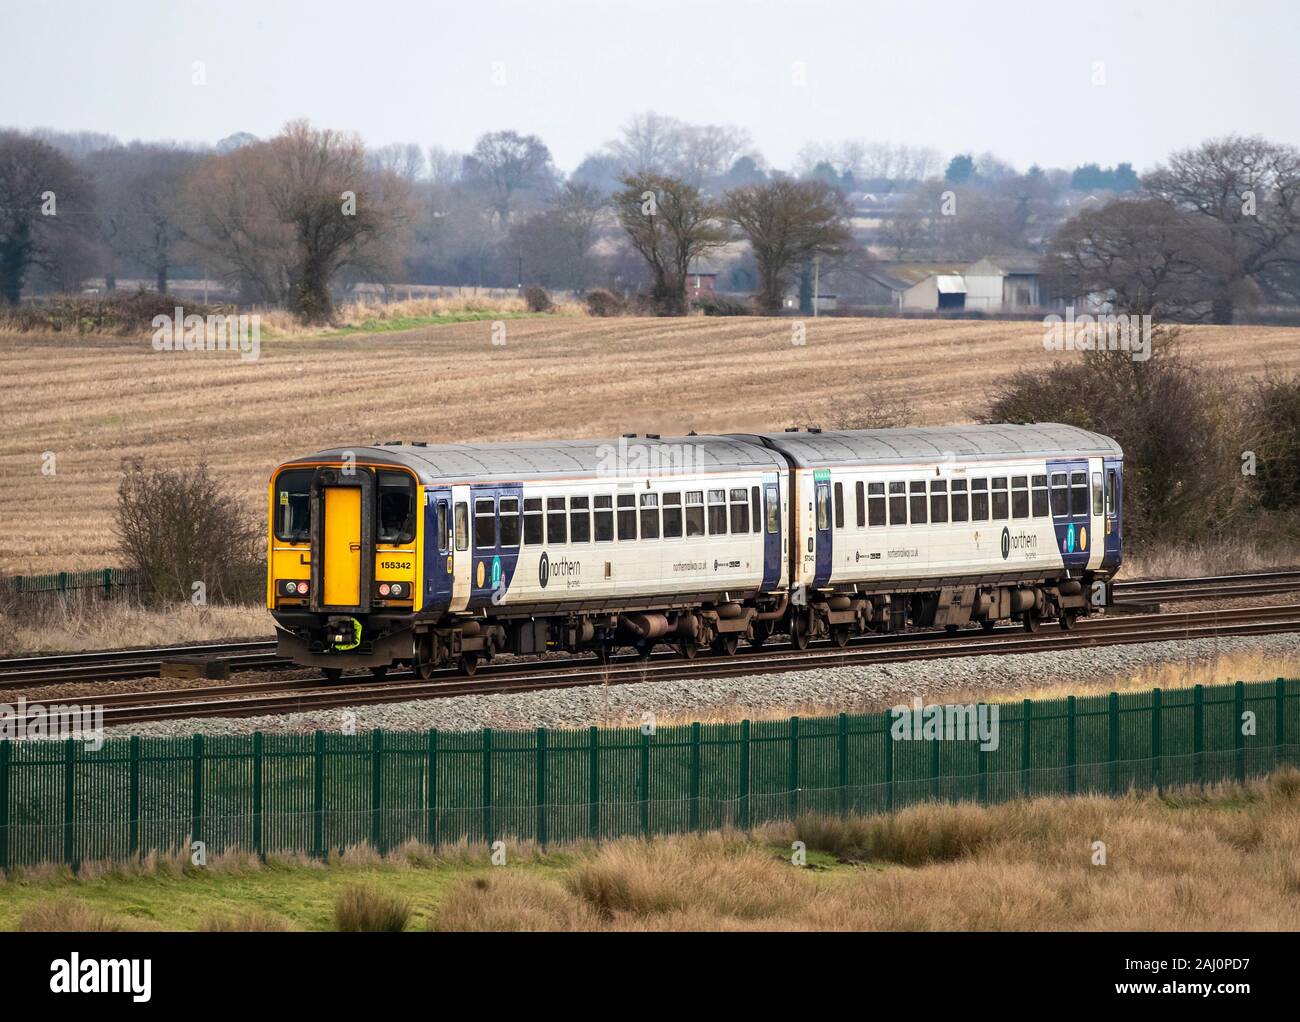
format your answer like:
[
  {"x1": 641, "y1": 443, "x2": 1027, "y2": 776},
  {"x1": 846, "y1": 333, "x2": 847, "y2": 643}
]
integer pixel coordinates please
[
  {"x1": 426, "y1": 730, "x2": 438, "y2": 849},
  {"x1": 252, "y1": 732, "x2": 263, "y2": 858},
  {"x1": 788, "y1": 716, "x2": 800, "y2": 820},
  {"x1": 192, "y1": 734, "x2": 204, "y2": 850},
  {"x1": 837, "y1": 713, "x2": 848, "y2": 818},
  {"x1": 1107, "y1": 693, "x2": 1119, "y2": 796},
  {"x1": 639, "y1": 729, "x2": 651, "y2": 837},
  {"x1": 1193, "y1": 684, "x2": 1204, "y2": 785},
  {"x1": 312, "y1": 730, "x2": 325, "y2": 858},
  {"x1": 739, "y1": 720, "x2": 751, "y2": 831},
  {"x1": 588, "y1": 727, "x2": 599, "y2": 840},
  {"x1": 64, "y1": 739, "x2": 76, "y2": 868},
  {"x1": 535, "y1": 728, "x2": 548, "y2": 846},
  {"x1": 483, "y1": 729, "x2": 494, "y2": 844},
  {"x1": 1066, "y1": 695, "x2": 1077, "y2": 795},
  {"x1": 976, "y1": 742, "x2": 986, "y2": 805},
  {"x1": 1234, "y1": 680, "x2": 1246, "y2": 784},
  {"x1": 1021, "y1": 698, "x2": 1032, "y2": 798},
  {"x1": 0, "y1": 740, "x2": 10, "y2": 872},
  {"x1": 129, "y1": 735, "x2": 140, "y2": 856},
  {"x1": 371, "y1": 730, "x2": 383, "y2": 853},
  {"x1": 689, "y1": 722, "x2": 701, "y2": 832},
  {"x1": 1151, "y1": 689, "x2": 1162, "y2": 795},
  {"x1": 884, "y1": 712, "x2": 895, "y2": 811},
  {"x1": 1277, "y1": 678, "x2": 1287, "y2": 769},
  {"x1": 931, "y1": 731, "x2": 940, "y2": 802}
]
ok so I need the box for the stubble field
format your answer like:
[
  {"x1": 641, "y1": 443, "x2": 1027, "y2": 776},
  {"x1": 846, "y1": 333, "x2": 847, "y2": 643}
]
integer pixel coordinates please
[{"x1": 2, "y1": 315, "x2": 1298, "y2": 575}]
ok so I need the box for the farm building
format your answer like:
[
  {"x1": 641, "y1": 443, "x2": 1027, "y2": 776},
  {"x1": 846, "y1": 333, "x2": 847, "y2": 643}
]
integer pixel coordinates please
[{"x1": 860, "y1": 257, "x2": 1047, "y2": 312}]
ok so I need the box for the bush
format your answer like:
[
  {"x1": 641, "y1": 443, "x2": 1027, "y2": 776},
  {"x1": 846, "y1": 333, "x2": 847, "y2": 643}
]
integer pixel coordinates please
[
  {"x1": 1246, "y1": 375, "x2": 1300, "y2": 512},
  {"x1": 333, "y1": 884, "x2": 411, "y2": 932},
  {"x1": 694, "y1": 294, "x2": 751, "y2": 316},
  {"x1": 584, "y1": 288, "x2": 626, "y2": 317},
  {"x1": 0, "y1": 289, "x2": 229, "y2": 337},
  {"x1": 115, "y1": 461, "x2": 264, "y2": 605},
  {"x1": 522, "y1": 285, "x2": 553, "y2": 313}
]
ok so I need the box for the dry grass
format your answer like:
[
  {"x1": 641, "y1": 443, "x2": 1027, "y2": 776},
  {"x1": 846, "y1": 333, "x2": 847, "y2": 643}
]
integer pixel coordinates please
[
  {"x1": 435, "y1": 770, "x2": 1300, "y2": 930},
  {"x1": 4, "y1": 316, "x2": 1299, "y2": 574},
  {"x1": 1122, "y1": 538, "x2": 1300, "y2": 580},
  {"x1": 0, "y1": 592, "x2": 268, "y2": 656},
  {"x1": 332, "y1": 884, "x2": 412, "y2": 932},
  {"x1": 19, "y1": 899, "x2": 139, "y2": 931},
  {"x1": 197, "y1": 909, "x2": 294, "y2": 932},
  {"x1": 256, "y1": 294, "x2": 586, "y2": 336}
]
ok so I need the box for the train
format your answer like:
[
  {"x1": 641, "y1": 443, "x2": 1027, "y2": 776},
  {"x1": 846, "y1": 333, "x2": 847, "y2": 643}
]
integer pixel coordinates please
[{"x1": 267, "y1": 424, "x2": 1124, "y2": 678}]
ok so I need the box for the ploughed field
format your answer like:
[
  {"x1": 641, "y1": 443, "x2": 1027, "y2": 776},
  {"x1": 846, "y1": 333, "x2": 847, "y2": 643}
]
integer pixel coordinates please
[{"x1": 2, "y1": 316, "x2": 1298, "y2": 574}]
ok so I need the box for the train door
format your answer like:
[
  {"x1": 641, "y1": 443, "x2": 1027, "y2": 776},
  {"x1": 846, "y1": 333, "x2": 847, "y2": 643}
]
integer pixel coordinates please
[
  {"x1": 424, "y1": 487, "x2": 453, "y2": 611},
  {"x1": 761, "y1": 474, "x2": 782, "y2": 589},
  {"x1": 813, "y1": 470, "x2": 832, "y2": 587},
  {"x1": 449, "y1": 484, "x2": 472, "y2": 612},
  {"x1": 468, "y1": 483, "x2": 523, "y2": 610},
  {"x1": 1047, "y1": 458, "x2": 1090, "y2": 573},
  {"x1": 1101, "y1": 459, "x2": 1123, "y2": 572},
  {"x1": 309, "y1": 467, "x2": 374, "y2": 614}
]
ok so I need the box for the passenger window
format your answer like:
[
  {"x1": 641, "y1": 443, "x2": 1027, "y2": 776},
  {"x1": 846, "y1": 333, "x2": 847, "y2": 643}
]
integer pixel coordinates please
[
  {"x1": 1011, "y1": 476, "x2": 1029, "y2": 520},
  {"x1": 1031, "y1": 475, "x2": 1049, "y2": 518},
  {"x1": 730, "y1": 488, "x2": 749, "y2": 534},
  {"x1": 1050, "y1": 472, "x2": 1069, "y2": 517},
  {"x1": 640, "y1": 493, "x2": 660, "y2": 539},
  {"x1": 815, "y1": 485, "x2": 830, "y2": 531},
  {"x1": 765, "y1": 485, "x2": 780, "y2": 534},
  {"x1": 854, "y1": 481, "x2": 865, "y2": 527},
  {"x1": 523, "y1": 497, "x2": 543, "y2": 544},
  {"x1": 685, "y1": 491, "x2": 705, "y2": 537},
  {"x1": 751, "y1": 486, "x2": 761, "y2": 533},
  {"x1": 474, "y1": 497, "x2": 496, "y2": 548},
  {"x1": 570, "y1": 495, "x2": 591, "y2": 543},
  {"x1": 436, "y1": 499, "x2": 450, "y2": 553},
  {"x1": 930, "y1": 480, "x2": 948, "y2": 523},
  {"x1": 617, "y1": 494, "x2": 637, "y2": 540},
  {"x1": 868, "y1": 482, "x2": 886, "y2": 527},
  {"x1": 833, "y1": 482, "x2": 844, "y2": 529},
  {"x1": 909, "y1": 481, "x2": 927, "y2": 525},
  {"x1": 377, "y1": 471, "x2": 417, "y2": 544},
  {"x1": 991, "y1": 477, "x2": 1008, "y2": 521},
  {"x1": 888, "y1": 481, "x2": 907, "y2": 525},
  {"x1": 1105, "y1": 470, "x2": 1117, "y2": 515},
  {"x1": 663, "y1": 492, "x2": 683, "y2": 538},
  {"x1": 274, "y1": 468, "x2": 313, "y2": 543},
  {"x1": 454, "y1": 502, "x2": 469, "y2": 551},
  {"x1": 708, "y1": 488, "x2": 729, "y2": 535},
  {"x1": 1092, "y1": 472, "x2": 1104, "y2": 516},
  {"x1": 1071, "y1": 471, "x2": 1089, "y2": 516},
  {"x1": 971, "y1": 479, "x2": 989, "y2": 521},
  {"x1": 499, "y1": 496, "x2": 521, "y2": 547},
  {"x1": 951, "y1": 480, "x2": 968, "y2": 523},
  {"x1": 547, "y1": 497, "x2": 567, "y2": 544},
  {"x1": 594, "y1": 495, "x2": 614, "y2": 542}
]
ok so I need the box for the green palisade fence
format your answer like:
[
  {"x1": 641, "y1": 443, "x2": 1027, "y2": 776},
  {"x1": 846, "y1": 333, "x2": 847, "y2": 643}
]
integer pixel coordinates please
[
  {"x1": 0, "y1": 568, "x2": 140, "y2": 599},
  {"x1": 0, "y1": 678, "x2": 1297, "y2": 870}
]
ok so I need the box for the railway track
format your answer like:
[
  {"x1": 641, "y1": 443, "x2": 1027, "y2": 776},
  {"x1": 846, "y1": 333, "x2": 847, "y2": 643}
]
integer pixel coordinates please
[
  {"x1": 0, "y1": 568, "x2": 1296, "y2": 710},
  {"x1": 8, "y1": 602, "x2": 1299, "y2": 727}
]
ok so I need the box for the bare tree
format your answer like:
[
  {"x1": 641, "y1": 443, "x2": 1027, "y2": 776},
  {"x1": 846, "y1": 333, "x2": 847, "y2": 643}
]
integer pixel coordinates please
[
  {"x1": 368, "y1": 142, "x2": 426, "y2": 182},
  {"x1": 724, "y1": 178, "x2": 852, "y2": 314},
  {"x1": 614, "y1": 172, "x2": 727, "y2": 315},
  {"x1": 607, "y1": 112, "x2": 686, "y2": 175},
  {"x1": 0, "y1": 131, "x2": 95, "y2": 304},
  {"x1": 461, "y1": 130, "x2": 554, "y2": 224},
  {"x1": 1144, "y1": 135, "x2": 1300, "y2": 322}
]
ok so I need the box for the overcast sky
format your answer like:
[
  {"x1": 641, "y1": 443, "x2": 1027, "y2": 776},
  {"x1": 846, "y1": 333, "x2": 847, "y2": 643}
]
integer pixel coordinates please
[{"x1": 4, "y1": 0, "x2": 1297, "y2": 173}]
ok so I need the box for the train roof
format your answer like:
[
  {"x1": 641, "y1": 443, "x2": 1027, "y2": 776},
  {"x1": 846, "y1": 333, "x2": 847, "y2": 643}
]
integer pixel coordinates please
[
  {"x1": 280, "y1": 423, "x2": 1121, "y2": 483},
  {"x1": 735, "y1": 423, "x2": 1122, "y2": 468},
  {"x1": 281, "y1": 435, "x2": 787, "y2": 483}
]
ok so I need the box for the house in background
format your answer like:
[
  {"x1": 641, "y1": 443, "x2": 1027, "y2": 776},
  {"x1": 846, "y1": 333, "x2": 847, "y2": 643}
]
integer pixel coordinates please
[
  {"x1": 861, "y1": 263, "x2": 967, "y2": 310},
  {"x1": 686, "y1": 261, "x2": 719, "y2": 301}
]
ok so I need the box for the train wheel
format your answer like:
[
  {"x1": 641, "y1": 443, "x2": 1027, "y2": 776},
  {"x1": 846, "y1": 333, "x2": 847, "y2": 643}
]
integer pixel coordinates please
[
  {"x1": 679, "y1": 641, "x2": 699, "y2": 660},
  {"x1": 370, "y1": 665, "x2": 388, "y2": 679},
  {"x1": 714, "y1": 635, "x2": 738, "y2": 656},
  {"x1": 1058, "y1": 610, "x2": 1078, "y2": 631},
  {"x1": 416, "y1": 660, "x2": 436, "y2": 680},
  {"x1": 458, "y1": 653, "x2": 479, "y2": 676},
  {"x1": 944, "y1": 624, "x2": 959, "y2": 635},
  {"x1": 749, "y1": 623, "x2": 771, "y2": 650},
  {"x1": 322, "y1": 668, "x2": 343, "y2": 683},
  {"x1": 595, "y1": 644, "x2": 613, "y2": 665},
  {"x1": 791, "y1": 620, "x2": 810, "y2": 650},
  {"x1": 832, "y1": 626, "x2": 850, "y2": 648},
  {"x1": 1022, "y1": 613, "x2": 1040, "y2": 633},
  {"x1": 635, "y1": 641, "x2": 654, "y2": 660},
  {"x1": 980, "y1": 618, "x2": 996, "y2": 633}
]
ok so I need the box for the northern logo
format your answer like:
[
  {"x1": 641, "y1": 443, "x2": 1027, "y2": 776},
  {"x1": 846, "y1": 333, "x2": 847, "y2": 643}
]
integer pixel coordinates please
[
  {"x1": 539, "y1": 551, "x2": 549, "y2": 588},
  {"x1": 1001, "y1": 526, "x2": 1010, "y2": 560}
]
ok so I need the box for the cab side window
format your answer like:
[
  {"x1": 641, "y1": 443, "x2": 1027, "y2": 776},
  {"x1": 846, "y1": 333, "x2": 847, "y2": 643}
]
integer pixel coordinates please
[{"x1": 454, "y1": 502, "x2": 469, "y2": 551}]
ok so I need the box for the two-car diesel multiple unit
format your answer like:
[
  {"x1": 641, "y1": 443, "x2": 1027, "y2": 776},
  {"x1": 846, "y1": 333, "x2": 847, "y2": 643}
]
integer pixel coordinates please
[{"x1": 267, "y1": 424, "x2": 1124, "y2": 678}]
